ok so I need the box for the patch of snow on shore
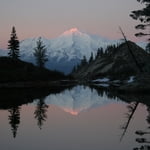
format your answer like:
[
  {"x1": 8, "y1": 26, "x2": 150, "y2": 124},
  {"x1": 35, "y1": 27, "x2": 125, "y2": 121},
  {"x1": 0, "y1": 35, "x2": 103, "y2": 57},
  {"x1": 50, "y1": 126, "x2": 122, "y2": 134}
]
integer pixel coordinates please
[
  {"x1": 127, "y1": 76, "x2": 135, "y2": 83},
  {"x1": 93, "y1": 78, "x2": 110, "y2": 82}
]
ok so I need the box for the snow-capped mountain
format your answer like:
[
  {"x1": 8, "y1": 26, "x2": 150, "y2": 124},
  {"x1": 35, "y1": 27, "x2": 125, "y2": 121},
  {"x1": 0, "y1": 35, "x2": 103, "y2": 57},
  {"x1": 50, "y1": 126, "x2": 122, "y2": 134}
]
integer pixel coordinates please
[
  {"x1": 43, "y1": 85, "x2": 120, "y2": 115},
  {"x1": 0, "y1": 28, "x2": 146, "y2": 74},
  {"x1": 19, "y1": 28, "x2": 119, "y2": 74}
]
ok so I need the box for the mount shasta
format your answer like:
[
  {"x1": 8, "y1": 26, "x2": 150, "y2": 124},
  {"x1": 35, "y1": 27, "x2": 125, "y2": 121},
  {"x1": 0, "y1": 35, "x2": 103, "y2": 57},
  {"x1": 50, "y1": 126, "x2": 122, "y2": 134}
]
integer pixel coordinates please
[{"x1": 0, "y1": 28, "x2": 146, "y2": 74}]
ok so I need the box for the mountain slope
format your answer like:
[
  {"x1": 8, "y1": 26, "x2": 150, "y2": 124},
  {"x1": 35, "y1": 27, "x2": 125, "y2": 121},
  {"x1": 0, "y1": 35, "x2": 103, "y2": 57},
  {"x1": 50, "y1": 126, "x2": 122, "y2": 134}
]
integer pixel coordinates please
[
  {"x1": 19, "y1": 28, "x2": 119, "y2": 74},
  {"x1": 72, "y1": 41, "x2": 150, "y2": 80}
]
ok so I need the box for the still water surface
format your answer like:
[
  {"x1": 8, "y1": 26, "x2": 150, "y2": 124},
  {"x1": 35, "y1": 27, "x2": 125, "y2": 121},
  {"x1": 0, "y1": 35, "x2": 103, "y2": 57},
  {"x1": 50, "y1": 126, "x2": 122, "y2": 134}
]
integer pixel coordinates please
[{"x1": 0, "y1": 85, "x2": 149, "y2": 150}]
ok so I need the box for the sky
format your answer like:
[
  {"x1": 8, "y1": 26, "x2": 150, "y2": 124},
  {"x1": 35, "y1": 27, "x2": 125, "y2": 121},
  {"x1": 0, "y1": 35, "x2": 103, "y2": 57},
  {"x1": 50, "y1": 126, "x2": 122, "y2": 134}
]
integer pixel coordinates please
[{"x1": 0, "y1": 0, "x2": 145, "y2": 49}]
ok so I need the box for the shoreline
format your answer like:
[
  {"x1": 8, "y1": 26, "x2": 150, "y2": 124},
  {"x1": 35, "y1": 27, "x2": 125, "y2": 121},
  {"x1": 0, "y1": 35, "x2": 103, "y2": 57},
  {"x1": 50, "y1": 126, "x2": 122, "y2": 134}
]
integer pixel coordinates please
[
  {"x1": 0, "y1": 77, "x2": 150, "y2": 93},
  {"x1": 0, "y1": 80, "x2": 77, "y2": 89}
]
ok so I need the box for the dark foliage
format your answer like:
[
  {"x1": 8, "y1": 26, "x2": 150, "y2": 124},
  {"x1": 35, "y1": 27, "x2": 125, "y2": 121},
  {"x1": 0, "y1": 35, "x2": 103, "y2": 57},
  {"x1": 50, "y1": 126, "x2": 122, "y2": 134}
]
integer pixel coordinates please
[
  {"x1": 8, "y1": 26, "x2": 20, "y2": 59},
  {"x1": 130, "y1": 0, "x2": 150, "y2": 37},
  {"x1": 0, "y1": 85, "x2": 75, "y2": 110},
  {"x1": 130, "y1": 0, "x2": 150, "y2": 53},
  {"x1": 96, "y1": 47, "x2": 104, "y2": 59},
  {"x1": 81, "y1": 55, "x2": 88, "y2": 66},
  {"x1": 89, "y1": 52, "x2": 94, "y2": 63},
  {"x1": 34, "y1": 37, "x2": 48, "y2": 68},
  {"x1": 34, "y1": 98, "x2": 48, "y2": 129},
  {"x1": 0, "y1": 57, "x2": 66, "y2": 82},
  {"x1": 8, "y1": 106, "x2": 21, "y2": 138},
  {"x1": 72, "y1": 44, "x2": 119, "y2": 75}
]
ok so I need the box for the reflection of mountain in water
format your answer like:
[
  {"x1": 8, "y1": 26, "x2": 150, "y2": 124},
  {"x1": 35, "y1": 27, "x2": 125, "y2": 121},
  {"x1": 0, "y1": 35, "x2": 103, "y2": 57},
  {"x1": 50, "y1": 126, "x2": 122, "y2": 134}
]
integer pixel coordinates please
[
  {"x1": 44, "y1": 86, "x2": 120, "y2": 115},
  {"x1": 0, "y1": 86, "x2": 74, "y2": 110},
  {"x1": 0, "y1": 85, "x2": 150, "y2": 140}
]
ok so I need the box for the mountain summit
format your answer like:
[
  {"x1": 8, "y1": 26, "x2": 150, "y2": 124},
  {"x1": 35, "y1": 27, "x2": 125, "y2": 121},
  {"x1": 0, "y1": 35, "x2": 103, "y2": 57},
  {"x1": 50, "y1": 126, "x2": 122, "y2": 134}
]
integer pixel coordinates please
[{"x1": 61, "y1": 28, "x2": 81, "y2": 36}]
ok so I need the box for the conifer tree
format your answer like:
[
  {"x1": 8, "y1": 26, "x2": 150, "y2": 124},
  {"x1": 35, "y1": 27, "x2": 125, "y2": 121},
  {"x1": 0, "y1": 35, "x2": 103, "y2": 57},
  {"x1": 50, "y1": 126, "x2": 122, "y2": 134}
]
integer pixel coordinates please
[
  {"x1": 8, "y1": 26, "x2": 20, "y2": 59},
  {"x1": 33, "y1": 37, "x2": 48, "y2": 68},
  {"x1": 34, "y1": 98, "x2": 48, "y2": 130},
  {"x1": 81, "y1": 55, "x2": 87, "y2": 66},
  {"x1": 8, "y1": 106, "x2": 21, "y2": 138},
  {"x1": 130, "y1": 0, "x2": 150, "y2": 53},
  {"x1": 89, "y1": 52, "x2": 94, "y2": 63},
  {"x1": 72, "y1": 65, "x2": 77, "y2": 73},
  {"x1": 98, "y1": 47, "x2": 104, "y2": 57},
  {"x1": 96, "y1": 48, "x2": 102, "y2": 58}
]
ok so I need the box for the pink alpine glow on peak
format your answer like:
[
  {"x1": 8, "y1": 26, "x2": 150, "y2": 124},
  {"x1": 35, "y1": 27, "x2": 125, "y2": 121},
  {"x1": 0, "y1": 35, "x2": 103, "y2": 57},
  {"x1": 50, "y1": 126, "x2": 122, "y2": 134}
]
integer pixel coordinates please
[{"x1": 62, "y1": 28, "x2": 81, "y2": 36}]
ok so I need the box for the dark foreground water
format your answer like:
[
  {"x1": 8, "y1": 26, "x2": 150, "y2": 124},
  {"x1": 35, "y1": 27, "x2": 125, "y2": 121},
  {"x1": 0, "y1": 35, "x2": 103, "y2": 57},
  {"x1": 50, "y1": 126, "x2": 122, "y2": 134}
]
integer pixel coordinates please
[{"x1": 0, "y1": 85, "x2": 150, "y2": 150}]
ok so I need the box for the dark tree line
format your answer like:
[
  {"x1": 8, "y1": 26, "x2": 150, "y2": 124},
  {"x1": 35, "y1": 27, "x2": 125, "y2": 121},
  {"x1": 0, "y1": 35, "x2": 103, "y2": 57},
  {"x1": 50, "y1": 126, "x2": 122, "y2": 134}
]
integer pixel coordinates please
[
  {"x1": 8, "y1": 98, "x2": 49, "y2": 138},
  {"x1": 72, "y1": 44, "x2": 119, "y2": 73},
  {"x1": 120, "y1": 101, "x2": 150, "y2": 150}
]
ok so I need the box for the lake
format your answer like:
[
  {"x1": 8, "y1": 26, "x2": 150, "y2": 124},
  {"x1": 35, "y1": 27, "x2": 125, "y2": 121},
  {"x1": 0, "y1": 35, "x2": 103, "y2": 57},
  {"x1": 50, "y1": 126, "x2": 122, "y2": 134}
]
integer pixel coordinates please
[{"x1": 0, "y1": 85, "x2": 149, "y2": 150}]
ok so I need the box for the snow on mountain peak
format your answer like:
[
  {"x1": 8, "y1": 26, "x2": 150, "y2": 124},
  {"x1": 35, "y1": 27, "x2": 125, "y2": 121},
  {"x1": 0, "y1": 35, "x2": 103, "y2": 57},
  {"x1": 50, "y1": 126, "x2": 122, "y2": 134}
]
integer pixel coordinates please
[{"x1": 61, "y1": 28, "x2": 81, "y2": 36}]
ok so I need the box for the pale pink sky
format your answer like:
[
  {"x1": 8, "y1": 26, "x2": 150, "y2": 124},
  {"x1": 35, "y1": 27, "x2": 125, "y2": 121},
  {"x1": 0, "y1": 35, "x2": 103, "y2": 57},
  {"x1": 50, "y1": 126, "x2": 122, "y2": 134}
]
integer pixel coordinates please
[{"x1": 0, "y1": 0, "x2": 144, "y2": 49}]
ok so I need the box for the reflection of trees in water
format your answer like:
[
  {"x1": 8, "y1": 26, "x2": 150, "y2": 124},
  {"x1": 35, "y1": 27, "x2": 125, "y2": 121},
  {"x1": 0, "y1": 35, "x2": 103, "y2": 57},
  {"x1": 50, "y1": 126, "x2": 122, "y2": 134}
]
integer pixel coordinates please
[
  {"x1": 89, "y1": 85, "x2": 105, "y2": 97},
  {"x1": 8, "y1": 106, "x2": 21, "y2": 138},
  {"x1": 120, "y1": 102, "x2": 139, "y2": 141},
  {"x1": 89, "y1": 85, "x2": 120, "y2": 100},
  {"x1": 34, "y1": 98, "x2": 48, "y2": 129},
  {"x1": 120, "y1": 101, "x2": 150, "y2": 150},
  {"x1": 133, "y1": 105, "x2": 150, "y2": 150}
]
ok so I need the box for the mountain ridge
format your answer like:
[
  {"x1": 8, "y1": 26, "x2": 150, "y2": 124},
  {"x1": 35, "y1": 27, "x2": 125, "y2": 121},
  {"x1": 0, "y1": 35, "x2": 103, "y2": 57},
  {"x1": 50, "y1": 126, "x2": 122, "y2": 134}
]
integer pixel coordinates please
[
  {"x1": 72, "y1": 41, "x2": 150, "y2": 80},
  {"x1": 0, "y1": 28, "x2": 147, "y2": 74}
]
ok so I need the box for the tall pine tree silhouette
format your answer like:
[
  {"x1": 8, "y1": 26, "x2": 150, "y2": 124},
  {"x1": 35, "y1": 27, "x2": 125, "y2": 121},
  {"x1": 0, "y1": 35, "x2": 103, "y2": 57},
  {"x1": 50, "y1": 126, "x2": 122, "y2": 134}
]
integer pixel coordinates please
[
  {"x1": 33, "y1": 37, "x2": 48, "y2": 68},
  {"x1": 8, "y1": 106, "x2": 21, "y2": 138},
  {"x1": 8, "y1": 26, "x2": 20, "y2": 59},
  {"x1": 34, "y1": 98, "x2": 48, "y2": 129}
]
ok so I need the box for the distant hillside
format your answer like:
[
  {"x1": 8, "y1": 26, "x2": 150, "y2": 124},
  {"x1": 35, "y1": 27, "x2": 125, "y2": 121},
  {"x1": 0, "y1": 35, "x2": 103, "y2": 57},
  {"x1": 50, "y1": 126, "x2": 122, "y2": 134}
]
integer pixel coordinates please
[
  {"x1": 0, "y1": 57, "x2": 66, "y2": 82},
  {"x1": 72, "y1": 41, "x2": 150, "y2": 80}
]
